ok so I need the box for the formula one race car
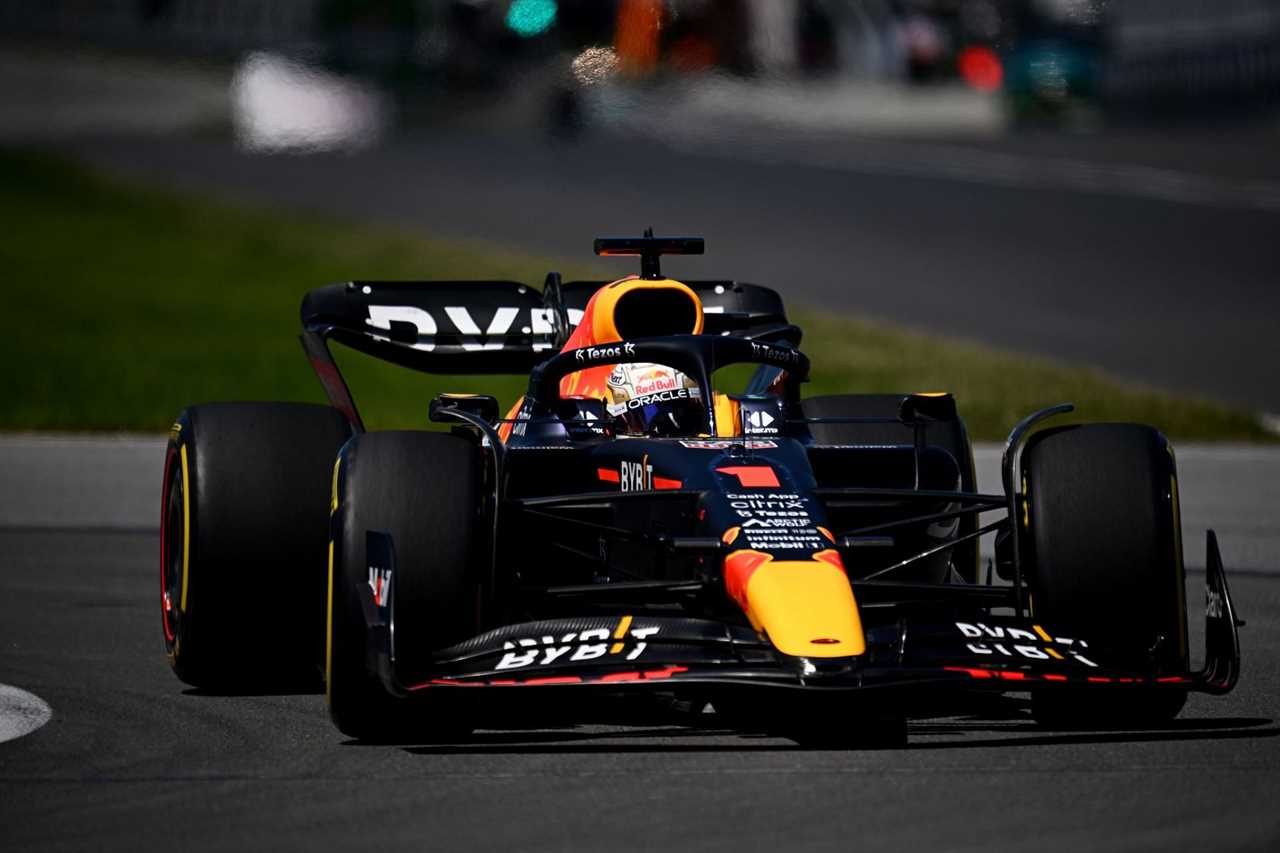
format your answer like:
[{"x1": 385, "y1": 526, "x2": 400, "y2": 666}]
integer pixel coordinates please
[{"x1": 160, "y1": 233, "x2": 1241, "y2": 745}]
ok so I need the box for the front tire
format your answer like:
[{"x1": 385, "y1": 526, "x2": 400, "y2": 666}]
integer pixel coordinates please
[
  {"x1": 1023, "y1": 423, "x2": 1188, "y2": 726},
  {"x1": 327, "y1": 431, "x2": 485, "y2": 741}
]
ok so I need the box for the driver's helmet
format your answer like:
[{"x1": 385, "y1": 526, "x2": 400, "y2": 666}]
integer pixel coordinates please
[{"x1": 604, "y1": 362, "x2": 703, "y2": 436}]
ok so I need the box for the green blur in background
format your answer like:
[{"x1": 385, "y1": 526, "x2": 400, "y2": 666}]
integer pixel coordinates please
[{"x1": 0, "y1": 149, "x2": 1270, "y2": 441}]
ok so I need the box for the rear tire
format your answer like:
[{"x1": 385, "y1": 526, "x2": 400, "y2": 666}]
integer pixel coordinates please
[
  {"x1": 161, "y1": 403, "x2": 352, "y2": 689},
  {"x1": 801, "y1": 394, "x2": 979, "y2": 581},
  {"x1": 1023, "y1": 423, "x2": 1188, "y2": 726},
  {"x1": 327, "y1": 431, "x2": 485, "y2": 741}
]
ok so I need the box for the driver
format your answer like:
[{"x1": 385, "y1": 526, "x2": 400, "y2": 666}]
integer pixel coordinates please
[
  {"x1": 497, "y1": 275, "x2": 712, "y2": 442},
  {"x1": 604, "y1": 362, "x2": 703, "y2": 436}
]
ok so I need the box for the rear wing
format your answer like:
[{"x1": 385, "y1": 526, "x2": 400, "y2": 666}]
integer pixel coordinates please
[
  {"x1": 301, "y1": 280, "x2": 558, "y2": 375},
  {"x1": 299, "y1": 275, "x2": 794, "y2": 430},
  {"x1": 552, "y1": 279, "x2": 793, "y2": 340}
]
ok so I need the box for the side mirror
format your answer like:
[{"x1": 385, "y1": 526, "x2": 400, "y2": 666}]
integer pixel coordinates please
[
  {"x1": 899, "y1": 392, "x2": 957, "y2": 423},
  {"x1": 430, "y1": 393, "x2": 500, "y2": 425}
]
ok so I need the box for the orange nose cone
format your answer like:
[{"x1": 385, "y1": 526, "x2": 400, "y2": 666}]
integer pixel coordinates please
[{"x1": 724, "y1": 549, "x2": 865, "y2": 658}]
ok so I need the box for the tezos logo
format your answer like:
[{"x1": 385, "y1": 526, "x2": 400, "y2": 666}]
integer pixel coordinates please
[
  {"x1": 575, "y1": 342, "x2": 637, "y2": 363},
  {"x1": 750, "y1": 341, "x2": 800, "y2": 365}
]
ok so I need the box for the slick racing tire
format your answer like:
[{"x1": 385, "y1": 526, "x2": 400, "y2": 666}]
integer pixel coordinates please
[
  {"x1": 1022, "y1": 423, "x2": 1188, "y2": 726},
  {"x1": 800, "y1": 394, "x2": 980, "y2": 582},
  {"x1": 161, "y1": 403, "x2": 352, "y2": 689},
  {"x1": 327, "y1": 431, "x2": 484, "y2": 742}
]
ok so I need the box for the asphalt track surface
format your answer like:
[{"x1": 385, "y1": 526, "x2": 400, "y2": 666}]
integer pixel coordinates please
[
  {"x1": 66, "y1": 126, "x2": 1280, "y2": 413},
  {"x1": 1, "y1": 439, "x2": 1278, "y2": 851},
  {"x1": 6, "y1": 46, "x2": 1279, "y2": 850}
]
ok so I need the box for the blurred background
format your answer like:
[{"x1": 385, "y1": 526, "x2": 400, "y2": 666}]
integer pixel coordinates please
[
  {"x1": 2, "y1": 0, "x2": 1278, "y2": 437},
  {"x1": 6, "y1": 0, "x2": 1279, "y2": 136}
]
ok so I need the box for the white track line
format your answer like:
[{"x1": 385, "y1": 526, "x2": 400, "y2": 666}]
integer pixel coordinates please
[{"x1": 0, "y1": 684, "x2": 52, "y2": 744}]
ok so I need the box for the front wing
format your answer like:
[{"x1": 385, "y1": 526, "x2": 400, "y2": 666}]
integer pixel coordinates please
[{"x1": 363, "y1": 532, "x2": 1240, "y2": 704}]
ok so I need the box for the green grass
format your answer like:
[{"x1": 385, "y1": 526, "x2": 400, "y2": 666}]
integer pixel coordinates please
[
  {"x1": 796, "y1": 312, "x2": 1271, "y2": 442},
  {"x1": 1, "y1": 148, "x2": 1270, "y2": 442}
]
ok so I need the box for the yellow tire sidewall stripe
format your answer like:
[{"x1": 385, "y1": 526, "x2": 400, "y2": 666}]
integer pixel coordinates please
[
  {"x1": 325, "y1": 456, "x2": 341, "y2": 703},
  {"x1": 325, "y1": 539, "x2": 335, "y2": 703}
]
